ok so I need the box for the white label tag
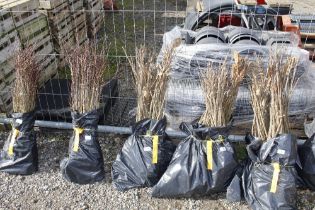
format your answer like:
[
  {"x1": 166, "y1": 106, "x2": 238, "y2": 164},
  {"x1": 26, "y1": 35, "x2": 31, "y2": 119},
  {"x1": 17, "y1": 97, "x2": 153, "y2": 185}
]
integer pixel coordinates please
[
  {"x1": 220, "y1": 147, "x2": 227, "y2": 152},
  {"x1": 144, "y1": 147, "x2": 152, "y2": 152},
  {"x1": 85, "y1": 135, "x2": 92, "y2": 140},
  {"x1": 277, "y1": 149, "x2": 285, "y2": 155},
  {"x1": 16, "y1": 119, "x2": 23, "y2": 124}
]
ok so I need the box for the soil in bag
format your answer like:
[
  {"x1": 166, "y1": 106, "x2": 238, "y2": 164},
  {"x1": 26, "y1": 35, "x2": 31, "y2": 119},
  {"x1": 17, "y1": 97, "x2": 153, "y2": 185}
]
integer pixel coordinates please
[
  {"x1": 60, "y1": 110, "x2": 105, "y2": 184},
  {"x1": 0, "y1": 111, "x2": 38, "y2": 175},
  {"x1": 298, "y1": 134, "x2": 315, "y2": 190},
  {"x1": 151, "y1": 122, "x2": 239, "y2": 198},
  {"x1": 112, "y1": 117, "x2": 176, "y2": 191},
  {"x1": 242, "y1": 134, "x2": 299, "y2": 210}
]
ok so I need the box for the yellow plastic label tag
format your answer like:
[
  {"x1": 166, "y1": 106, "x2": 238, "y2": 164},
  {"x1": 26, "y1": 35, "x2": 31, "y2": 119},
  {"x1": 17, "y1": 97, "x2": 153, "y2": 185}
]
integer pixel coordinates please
[
  {"x1": 270, "y1": 163, "x2": 281, "y2": 193},
  {"x1": 73, "y1": 128, "x2": 84, "y2": 152},
  {"x1": 8, "y1": 129, "x2": 19, "y2": 156},
  {"x1": 152, "y1": 135, "x2": 159, "y2": 164},
  {"x1": 207, "y1": 140, "x2": 213, "y2": 170}
]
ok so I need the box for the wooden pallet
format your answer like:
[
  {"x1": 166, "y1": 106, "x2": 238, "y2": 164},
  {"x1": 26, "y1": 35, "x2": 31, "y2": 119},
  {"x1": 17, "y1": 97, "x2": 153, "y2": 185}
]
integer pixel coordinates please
[
  {"x1": 0, "y1": 30, "x2": 21, "y2": 64},
  {"x1": 39, "y1": 0, "x2": 68, "y2": 9},
  {"x1": 72, "y1": 10, "x2": 86, "y2": 29},
  {"x1": 84, "y1": 0, "x2": 104, "y2": 38},
  {"x1": 87, "y1": 14, "x2": 103, "y2": 38},
  {"x1": 74, "y1": 22, "x2": 87, "y2": 44},
  {"x1": 16, "y1": 15, "x2": 49, "y2": 44},
  {"x1": 69, "y1": 0, "x2": 84, "y2": 11},
  {"x1": 39, "y1": 1, "x2": 71, "y2": 26},
  {"x1": 85, "y1": 0, "x2": 103, "y2": 21},
  {"x1": 1, "y1": 0, "x2": 40, "y2": 28},
  {"x1": 39, "y1": 55, "x2": 59, "y2": 85},
  {"x1": 0, "y1": 9, "x2": 15, "y2": 35},
  {"x1": 0, "y1": 58, "x2": 14, "y2": 86}
]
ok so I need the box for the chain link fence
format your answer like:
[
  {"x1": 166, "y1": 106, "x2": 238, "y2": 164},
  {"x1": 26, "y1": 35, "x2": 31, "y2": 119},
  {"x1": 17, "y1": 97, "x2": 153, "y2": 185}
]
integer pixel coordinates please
[{"x1": 0, "y1": 0, "x2": 315, "y2": 135}]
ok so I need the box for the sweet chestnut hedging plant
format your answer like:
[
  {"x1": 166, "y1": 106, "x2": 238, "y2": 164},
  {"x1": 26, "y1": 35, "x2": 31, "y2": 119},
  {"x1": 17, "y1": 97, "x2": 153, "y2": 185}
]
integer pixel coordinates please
[
  {"x1": 65, "y1": 43, "x2": 108, "y2": 114},
  {"x1": 125, "y1": 45, "x2": 175, "y2": 121},
  {"x1": 199, "y1": 53, "x2": 249, "y2": 127},
  {"x1": 248, "y1": 50, "x2": 298, "y2": 140},
  {"x1": 13, "y1": 46, "x2": 40, "y2": 113}
]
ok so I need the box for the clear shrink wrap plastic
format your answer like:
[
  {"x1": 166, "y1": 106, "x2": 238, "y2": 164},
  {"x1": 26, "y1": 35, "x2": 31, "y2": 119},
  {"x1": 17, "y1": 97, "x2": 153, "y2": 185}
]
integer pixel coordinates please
[{"x1": 161, "y1": 27, "x2": 315, "y2": 130}]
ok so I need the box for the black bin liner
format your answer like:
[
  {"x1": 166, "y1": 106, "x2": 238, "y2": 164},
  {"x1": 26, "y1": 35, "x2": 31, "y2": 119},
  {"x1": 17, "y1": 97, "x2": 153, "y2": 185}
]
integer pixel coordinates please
[
  {"x1": 60, "y1": 110, "x2": 105, "y2": 184},
  {"x1": 298, "y1": 134, "x2": 315, "y2": 190},
  {"x1": 228, "y1": 134, "x2": 299, "y2": 209},
  {"x1": 0, "y1": 112, "x2": 38, "y2": 175},
  {"x1": 112, "y1": 117, "x2": 176, "y2": 191},
  {"x1": 152, "y1": 122, "x2": 239, "y2": 198}
]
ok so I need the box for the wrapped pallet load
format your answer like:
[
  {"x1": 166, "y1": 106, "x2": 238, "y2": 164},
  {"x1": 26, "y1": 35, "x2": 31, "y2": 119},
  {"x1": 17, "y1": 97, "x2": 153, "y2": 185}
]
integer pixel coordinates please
[
  {"x1": 151, "y1": 53, "x2": 247, "y2": 197},
  {"x1": 0, "y1": 47, "x2": 39, "y2": 175},
  {"x1": 112, "y1": 46, "x2": 176, "y2": 191},
  {"x1": 162, "y1": 27, "x2": 315, "y2": 130},
  {"x1": 227, "y1": 50, "x2": 302, "y2": 209},
  {"x1": 60, "y1": 43, "x2": 107, "y2": 184}
]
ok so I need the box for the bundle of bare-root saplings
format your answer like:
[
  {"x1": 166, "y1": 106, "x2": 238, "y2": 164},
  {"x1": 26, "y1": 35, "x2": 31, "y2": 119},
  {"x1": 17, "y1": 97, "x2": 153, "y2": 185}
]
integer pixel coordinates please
[
  {"x1": 0, "y1": 47, "x2": 39, "y2": 175},
  {"x1": 227, "y1": 51, "x2": 301, "y2": 209},
  {"x1": 60, "y1": 43, "x2": 106, "y2": 184},
  {"x1": 151, "y1": 53, "x2": 248, "y2": 197},
  {"x1": 112, "y1": 46, "x2": 176, "y2": 191}
]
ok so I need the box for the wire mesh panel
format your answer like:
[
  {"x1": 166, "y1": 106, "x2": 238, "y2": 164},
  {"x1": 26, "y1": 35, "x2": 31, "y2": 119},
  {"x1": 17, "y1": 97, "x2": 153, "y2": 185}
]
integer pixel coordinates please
[{"x1": 0, "y1": 0, "x2": 315, "y2": 133}]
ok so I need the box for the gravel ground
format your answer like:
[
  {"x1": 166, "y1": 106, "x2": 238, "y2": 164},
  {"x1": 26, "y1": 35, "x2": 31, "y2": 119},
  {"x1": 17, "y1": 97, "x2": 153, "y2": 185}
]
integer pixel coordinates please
[{"x1": 0, "y1": 131, "x2": 314, "y2": 210}]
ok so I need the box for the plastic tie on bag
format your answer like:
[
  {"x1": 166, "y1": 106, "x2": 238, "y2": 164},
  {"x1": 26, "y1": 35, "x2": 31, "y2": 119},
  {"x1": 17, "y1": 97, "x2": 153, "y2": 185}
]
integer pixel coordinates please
[
  {"x1": 207, "y1": 136, "x2": 226, "y2": 170},
  {"x1": 270, "y1": 162, "x2": 281, "y2": 193},
  {"x1": 152, "y1": 135, "x2": 159, "y2": 164},
  {"x1": 207, "y1": 140, "x2": 213, "y2": 170},
  {"x1": 73, "y1": 128, "x2": 84, "y2": 152},
  {"x1": 145, "y1": 131, "x2": 159, "y2": 164},
  {"x1": 8, "y1": 129, "x2": 19, "y2": 156}
]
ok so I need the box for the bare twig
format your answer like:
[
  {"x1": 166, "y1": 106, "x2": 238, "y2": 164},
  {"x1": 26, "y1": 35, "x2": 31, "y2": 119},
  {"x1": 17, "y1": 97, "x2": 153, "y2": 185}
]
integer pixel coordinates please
[
  {"x1": 125, "y1": 45, "x2": 174, "y2": 121},
  {"x1": 248, "y1": 50, "x2": 298, "y2": 140},
  {"x1": 12, "y1": 46, "x2": 40, "y2": 113},
  {"x1": 199, "y1": 53, "x2": 248, "y2": 127},
  {"x1": 65, "y1": 43, "x2": 108, "y2": 114}
]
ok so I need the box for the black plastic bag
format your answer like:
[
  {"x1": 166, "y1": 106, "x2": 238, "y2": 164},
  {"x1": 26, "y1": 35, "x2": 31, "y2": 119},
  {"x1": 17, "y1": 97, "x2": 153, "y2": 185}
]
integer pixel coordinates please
[
  {"x1": 112, "y1": 117, "x2": 176, "y2": 191},
  {"x1": 60, "y1": 110, "x2": 105, "y2": 184},
  {"x1": 242, "y1": 134, "x2": 299, "y2": 210},
  {"x1": 151, "y1": 122, "x2": 238, "y2": 198},
  {"x1": 0, "y1": 112, "x2": 38, "y2": 175},
  {"x1": 298, "y1": 134, "x2": 315, "y2": 190}
]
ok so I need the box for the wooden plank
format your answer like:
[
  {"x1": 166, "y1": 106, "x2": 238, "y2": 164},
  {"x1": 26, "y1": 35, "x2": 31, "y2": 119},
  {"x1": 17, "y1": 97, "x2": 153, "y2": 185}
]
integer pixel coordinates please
[
  {"x1": 302, "y1": 43, "x2": 315, "y2": 49},
  {"x1": 0, "y1": 0, "x2": 38, "y2": 9},
  {"x1": 39, "y1": 0, "x2": 67, "y2": 9},
  {"x1": 69, "y1": 0, "x2": 84, "y2": 11},
  {"x1": 72, "y1": 10, "x2": 86, "y2": 28},
  {"x1": 39, "y1": 55, "x2": 58, "y2": 85},
  {"x1": 53, "y1": 15, "x2": 75, "y2": 40},
  {"x1": 0, "y1": 9, "x2": 15, "y2": 34},
  {"x1": 74, "y1": 22, "x2": 87, "y2": 44},
  {"x1": 85, "y1": 0, "x2": 103, "y2": 9},
  {"x1": 239, "y1": 0, "x2": 259, "y2": 5},
  {"x1": 39, "y1": 1, "x2": 71, "y2": 26},
  {"x1": 16, "y1": 15, "x2": 49, "y2": 43},
  {"x1": 301, "y1": 33, "x2": 315, "y2": 39},
  {"x1": 2, "y1": 0, "x2": 40, "y2": 28},
  {"x1": 33, "y1": 37, "x2": 54, "y2": 60},
  {"x1": 12, "y1": 10, "x2": 40, "y2": 28},
  {"x1": 87, "y1": 14, "x2": 103, "y2": 38},
  {"x1": 0, "y1": 58, "x2": 14, "y2": 82},
  {"x1": 0, "y1": 30, "x2": 21, "y2": 63},
  {"x1": 0, "y1": 90, "x2": 13, "y2": 113}
]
